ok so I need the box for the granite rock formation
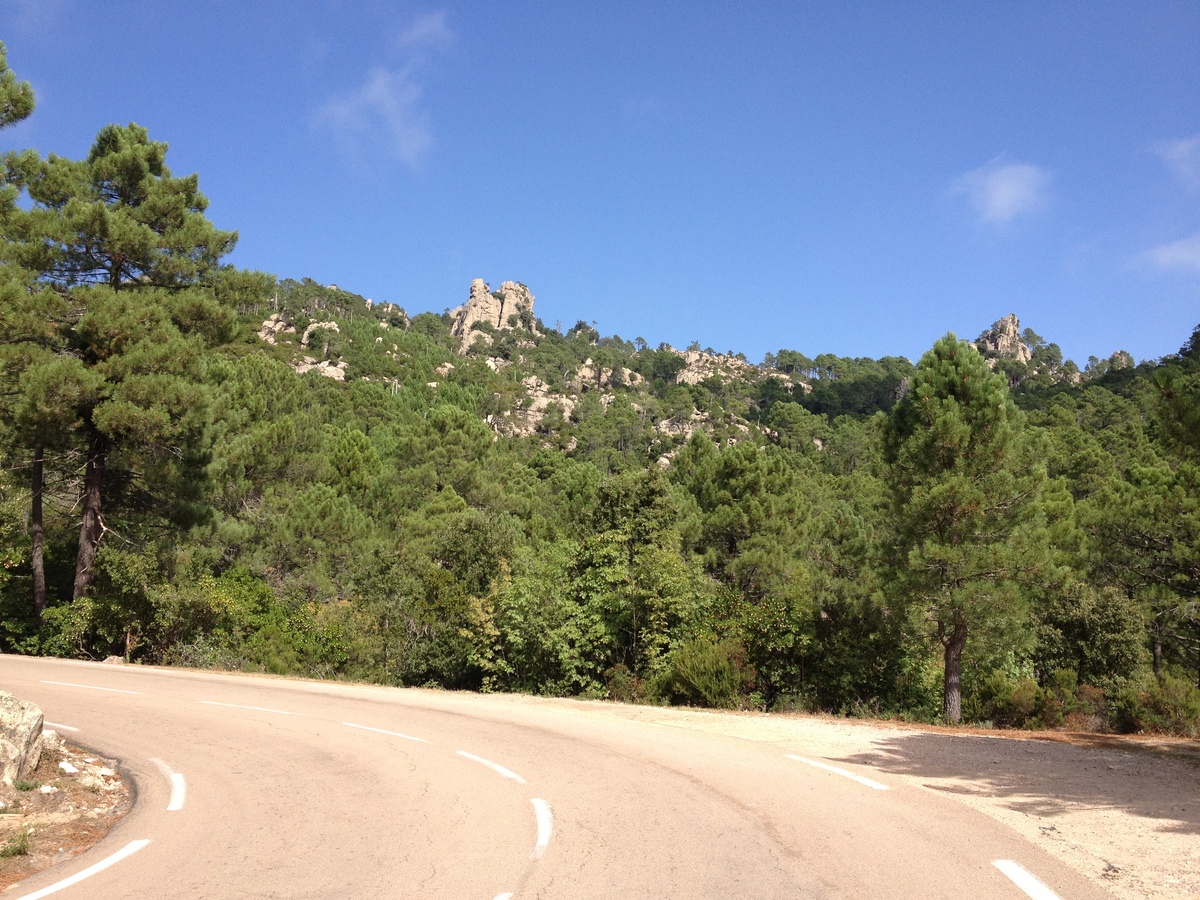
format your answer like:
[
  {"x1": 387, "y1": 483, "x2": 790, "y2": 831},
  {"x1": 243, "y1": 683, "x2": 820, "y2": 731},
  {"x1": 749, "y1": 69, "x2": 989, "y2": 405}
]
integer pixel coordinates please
[{"x1": 450, "y1": 279, "x2": 538, "y2": 353}]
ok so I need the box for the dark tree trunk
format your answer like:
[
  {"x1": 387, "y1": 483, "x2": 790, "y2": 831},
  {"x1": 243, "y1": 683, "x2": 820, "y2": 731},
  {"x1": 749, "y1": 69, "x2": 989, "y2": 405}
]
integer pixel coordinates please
[
  {"x1": 73, "y1": 433, "x2": 108, "y2": 600},
  {"x1": 31, "y1": 444, "x2": 46, "y2": 623},
  {"x1": 942, "y1": 619, "x2": 968, "y2": 724},
  {"x1": 1152, "y1": 628, "x2": 1163, "y2": 676}
]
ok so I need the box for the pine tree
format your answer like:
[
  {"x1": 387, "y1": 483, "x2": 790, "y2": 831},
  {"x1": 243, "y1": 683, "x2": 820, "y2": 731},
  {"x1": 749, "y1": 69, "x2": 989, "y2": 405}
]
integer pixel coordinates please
[
  {"x1": 884, "y1": 334, "x2": 1049, "y2": 723},
  {"x1": 0, "y1": 41, "x2": 33, "y2": 129},
  {"x1": 2, "y1": 123, "x2": 256, "y2": 602}
]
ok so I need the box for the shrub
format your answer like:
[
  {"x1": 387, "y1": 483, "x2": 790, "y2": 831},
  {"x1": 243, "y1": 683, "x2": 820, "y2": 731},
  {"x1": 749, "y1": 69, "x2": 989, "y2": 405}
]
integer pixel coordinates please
[
  {"x1": 1, "y1": 830, "x2": 30, "y2": 858},
  {"x1": 652, "y1": 638, "x2": 754, "y2": 709},
  {"x1": 604, "y1": 664, "x2": 646, "y2": 703},
  {"x1": 1111, "y1": 669, "x2": 1200, "y2": 737},
  {"x1": 974, "y1": 671, "x2": 1039, "y2": 728}
]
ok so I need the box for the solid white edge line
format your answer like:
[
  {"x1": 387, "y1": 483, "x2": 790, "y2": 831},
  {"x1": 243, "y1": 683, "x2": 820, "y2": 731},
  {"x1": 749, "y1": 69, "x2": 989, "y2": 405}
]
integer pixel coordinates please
[
  {"x1": 43, "y1": 721, "x2": 80, "y2": 733},
  {"x1": 992, "y1": 860, "x2": 1063, "y2": 900},
  {"x1": 168, "y1": 773, "x2": 186, "y2": 811},
  {"x1": 200, "y1": 700, "x2": 291, "y2": 715},
  {"x1": 456, "y1": 750, "x2": 527, "y2": 784},
  {"x1": 148, "y1": 757, "x2": 187, "y2": 811},
  {"x1": 13, "y1": 838, "x2": 150, "y2": 900},
  {"x1": 786, "y1": 754, "x2": 889, "y2": 790},
  {"x1": 530, "y1": 798, "x2": 553, "y2": 860},
  {"x1": 342, "y1": 722, "x2": 429, "y2": 743},
  {"x1": 39, "y1": 680, "x2": 140, "y2": 695}
]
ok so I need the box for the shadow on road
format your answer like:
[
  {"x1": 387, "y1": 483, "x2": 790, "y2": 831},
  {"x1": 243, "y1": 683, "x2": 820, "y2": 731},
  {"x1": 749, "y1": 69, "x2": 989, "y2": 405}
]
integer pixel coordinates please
[{"x1": 830, "y1": 730, "x2": 1200, "y2": 836}]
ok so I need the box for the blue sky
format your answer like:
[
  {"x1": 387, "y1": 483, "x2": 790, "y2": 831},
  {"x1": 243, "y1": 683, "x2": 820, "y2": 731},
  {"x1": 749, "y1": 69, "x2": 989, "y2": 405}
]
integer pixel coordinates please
[{"x1": 3, "y1": 1, "x2": 1198, "y2": 365}]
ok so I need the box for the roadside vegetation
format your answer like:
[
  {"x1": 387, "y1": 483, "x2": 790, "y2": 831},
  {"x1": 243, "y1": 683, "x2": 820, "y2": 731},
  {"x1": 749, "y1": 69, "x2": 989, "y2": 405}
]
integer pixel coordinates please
[{"x1": 1, "y1": 43, "x2": 1197, "y2": 736}]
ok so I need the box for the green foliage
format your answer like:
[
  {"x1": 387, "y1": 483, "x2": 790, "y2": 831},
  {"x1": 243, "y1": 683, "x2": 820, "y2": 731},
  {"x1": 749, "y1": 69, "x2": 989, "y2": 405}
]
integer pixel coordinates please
[
  {"x1": 0, "y1": 41, "x2": 34, "y2": 129},
  {"x1": 652, "y1": 637, "x2": 755, "y2": 708},
  {"x1": 0, "y1": 829, "x2": 30, "y2": 858},
  {"x1": 884, "y1": 334, "x2": 1050, "y2": 723},
  {"x1": 1110, "y1": 669, "x2": 1200, "y2": 737}
]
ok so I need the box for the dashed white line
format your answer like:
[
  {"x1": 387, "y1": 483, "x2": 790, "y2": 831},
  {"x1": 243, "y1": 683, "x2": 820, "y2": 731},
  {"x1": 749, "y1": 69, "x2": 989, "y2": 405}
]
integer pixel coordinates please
[
  {"x1": 530, "y1": 798, "x2": 553, "y2": 859},
  {"x1": 456, "y1": 750, "x2": 527, "y2": 784},
  {"x1": 786, "y1": 754, "x2": 889, "y2": 790},
  {"x1": 13, "y1": 838, "x2": 150, "y2": 900},
  {"x1": 39, "y1": 680, "x2": 140, "y2": 695},
  {"x1": 149, "y1": 757, "x2": 187, "y2": 811},
  {"x1": 492, "y1": 894, "x2": 514, "y2": 900},
  {"x1": 200, "y1": 700, "x2": 291, "y2": 715},
  {"x1": 343, "y1": 722, "x2": 428, "y2": 743},
  {"x1": 993, "y1": 860, "x2": 1062, "y2": 900},
  {"x1": 43, "y1": 721, "x2": 79, "y2": 732}
]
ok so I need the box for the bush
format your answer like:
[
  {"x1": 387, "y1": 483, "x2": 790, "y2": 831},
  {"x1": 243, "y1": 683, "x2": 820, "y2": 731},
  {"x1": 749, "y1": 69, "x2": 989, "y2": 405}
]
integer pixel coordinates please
[
  {"x1": 604, "y1": 664, "x2": 646, "y2": 703},
  {"x1": 1111, "y1": 669, "x2": 1200, "y2": 737},
  {"x1": 652, "y1": 638, "x2": 754, "y2": 709},
  {"x1": 974, "y1": 671, "x2": 1040, "y2": 728}
]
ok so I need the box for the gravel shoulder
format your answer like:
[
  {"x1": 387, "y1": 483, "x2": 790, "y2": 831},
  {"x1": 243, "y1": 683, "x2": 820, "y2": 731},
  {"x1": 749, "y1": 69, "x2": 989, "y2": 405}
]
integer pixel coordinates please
[{"x1": 0, "y1": 732, "x2": 131, "y2": 892}]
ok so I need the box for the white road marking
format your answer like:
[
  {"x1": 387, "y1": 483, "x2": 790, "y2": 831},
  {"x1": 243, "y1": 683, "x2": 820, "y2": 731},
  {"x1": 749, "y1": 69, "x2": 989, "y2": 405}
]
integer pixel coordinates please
[
  {"x1": 493, "y1": 893, "x2": 514, "y2": 900},
  {"x1": 343, "y1": 722, "x2": 428, "y2": 743},
  {"x1": 993, "y1": 860, "x2": 1063, "y2": 900},
  {"x1": 456, "y1": 750, "x2": 527, "y2": 784},
  {"x1": 13, "y1": 838, "x2": 150, "y2": 900},
  {"x1": 530, "y1": 798, "x2": 553, "y2": 860},
  {"x1": 39, "y1": 680, "x2": 140, "y2": 695},
  {"x1": 43, "y1": 721, "x2": 80, "y2": 732},
  {"x1": 200, "y1": 700, "x2": 291, "y2": 715},
  {"x1": 786, "y1": 754, "x2": 889, "y2": 790},
  {"x1": 149, "y1": 757, "x2": 187, "y2": 811}
]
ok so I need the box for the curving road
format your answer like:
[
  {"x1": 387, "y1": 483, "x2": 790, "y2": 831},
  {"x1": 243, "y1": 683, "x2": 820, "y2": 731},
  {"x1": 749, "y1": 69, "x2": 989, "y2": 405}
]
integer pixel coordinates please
[{"x1": 0, "y1": 656, "x2": 1108, "y2": 899}]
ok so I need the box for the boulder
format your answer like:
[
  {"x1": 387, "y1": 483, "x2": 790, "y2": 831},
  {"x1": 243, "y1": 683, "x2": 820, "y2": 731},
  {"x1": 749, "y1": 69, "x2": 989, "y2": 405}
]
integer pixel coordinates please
[
  {"x1": 0, "y1": 691, "x2": 44, "y2": 786},
  {"x1": 257, "y1": 314, "x2": 296, "y2": 345}
]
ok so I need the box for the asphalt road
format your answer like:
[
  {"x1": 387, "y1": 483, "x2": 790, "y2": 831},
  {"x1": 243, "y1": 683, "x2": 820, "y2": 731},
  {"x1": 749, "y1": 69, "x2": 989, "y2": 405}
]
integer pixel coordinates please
[{"x1": 0, "y1": 656, "x2": 1110, "y2": 899}]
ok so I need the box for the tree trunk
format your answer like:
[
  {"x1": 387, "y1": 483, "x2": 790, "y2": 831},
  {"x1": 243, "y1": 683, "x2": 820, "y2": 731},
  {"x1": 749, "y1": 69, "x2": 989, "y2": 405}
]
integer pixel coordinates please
[
  {"x1": 31, "y1": 444, "x2": 46, "y2": 623},
  {"x1": 1152, "y1": 628, "x2": 1163, "y2": 676},
  {"x1": 73, "y1": 433, "x2": 108, "y2": 600},
  {"x1": 942, "y1": 619, "x2": 968, "y2": 724}
]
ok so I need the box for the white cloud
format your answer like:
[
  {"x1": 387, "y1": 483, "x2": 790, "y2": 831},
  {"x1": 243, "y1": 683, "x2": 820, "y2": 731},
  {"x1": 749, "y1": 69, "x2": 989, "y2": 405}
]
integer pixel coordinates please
[
  {"x1": 1154, "y1": 135, "x2": 1200, "y2": 189},
  {"x1": 397, "y1": 10, "x2": 454, "y2": 50},
  {"x1": 312, "y1": 11, "x2": 452, "y2": 170},
  {"x1": 1147, "y1": 231, "x2": 1200, "y2": 273},
  {"x1": 314, "y1": 66, "x2": 432, "y2": 168},
  {"x1": 951, "y1": 158, "x2": 1050, "y2": 225}
]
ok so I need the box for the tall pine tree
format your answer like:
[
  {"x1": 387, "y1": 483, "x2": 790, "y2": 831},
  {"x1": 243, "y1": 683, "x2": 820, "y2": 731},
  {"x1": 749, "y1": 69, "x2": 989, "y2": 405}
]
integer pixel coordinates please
[
  {"x1": 3, "y1": 122, "x2": 260, "y2": 604},
  {"x1": 884, "y1": 334, "x2": 1049, "y2": 723}
]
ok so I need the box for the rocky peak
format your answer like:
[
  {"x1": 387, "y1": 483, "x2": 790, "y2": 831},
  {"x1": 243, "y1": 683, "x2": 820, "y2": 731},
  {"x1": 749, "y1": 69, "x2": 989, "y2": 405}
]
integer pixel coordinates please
[
  {"x1": 973, "y1": 314, "x2": 1032, "y2": 365},
  {"x1": 450, "y1": 279, "x2": 537, "y2": 353}
]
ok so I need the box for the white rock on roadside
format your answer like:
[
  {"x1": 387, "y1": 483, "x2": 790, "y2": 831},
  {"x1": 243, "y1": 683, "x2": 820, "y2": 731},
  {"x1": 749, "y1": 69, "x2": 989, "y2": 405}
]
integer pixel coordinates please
[{"x1": 0, "y1": 690, "x2": 44, "y2": 786}]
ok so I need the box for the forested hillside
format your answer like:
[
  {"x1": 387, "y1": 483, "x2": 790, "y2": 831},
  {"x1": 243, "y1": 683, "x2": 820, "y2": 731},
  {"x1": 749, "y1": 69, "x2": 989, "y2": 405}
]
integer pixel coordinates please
[{"x1": 2, "y1": 46, "x2": 1197, "y2": 734}]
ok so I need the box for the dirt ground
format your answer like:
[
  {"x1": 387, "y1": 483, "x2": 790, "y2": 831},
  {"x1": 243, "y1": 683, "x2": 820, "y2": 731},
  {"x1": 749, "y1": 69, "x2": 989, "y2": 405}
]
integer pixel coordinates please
[
  {"x1": 0, "y1": 732, "x2": 131, "y2": 892},
  {"x1": 584, "y1": 702, "x2": 1200, "y2": 900}
]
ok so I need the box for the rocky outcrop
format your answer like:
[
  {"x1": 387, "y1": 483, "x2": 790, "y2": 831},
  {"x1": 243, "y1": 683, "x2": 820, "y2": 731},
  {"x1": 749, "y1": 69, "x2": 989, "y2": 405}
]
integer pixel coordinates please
[
  {"x1": 674, "y1": 350, "x2": 758, "y2": 386},
  {"x1": 257, "y1": 314, "x2": 296, "y2": 344},
  {"x1": 655, "y1": 411, "x2": 709, "y2": 440},
  {"x1": 572, "y1": 359, "x2": 644, "y2": 392},
  {"x1": 0, "y1": 691, "x2": 43, "y2": 786},
  {"x1": 974, "y1": 314, "x2": 1032, "y2": 365},
  {"x1": 301, "y1": 321, "x2": 340, "y2": 348},
  {"x1": 293, "y1": 357, "x2": 348, "y2": 381},
  {"x1": 449, "y1": 279, "x2": 538, "y2": 353},
  {"x1": 486, "y1": 376, "x2": 577, "y2": 437}
]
